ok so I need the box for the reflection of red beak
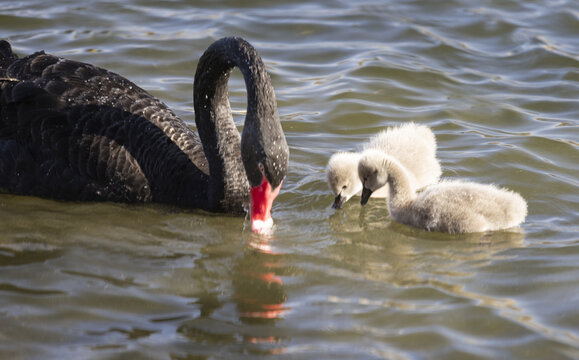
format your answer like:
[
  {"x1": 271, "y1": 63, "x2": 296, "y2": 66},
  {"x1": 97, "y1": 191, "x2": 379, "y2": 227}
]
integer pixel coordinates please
[{"x1": 250, "y1": 175, "x2": 282, "y2": 234}]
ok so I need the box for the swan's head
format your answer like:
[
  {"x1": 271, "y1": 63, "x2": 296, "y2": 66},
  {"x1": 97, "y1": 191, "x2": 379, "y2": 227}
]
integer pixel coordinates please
[
  {"x1": 326, "y1": 152, "x2": 363, "y2": 209},
  {"x1": 358, "y1": 149, "x2": 389, "y2": 205},
  {"x1": 241, "y1": 113, "x2": 290, "y2": 235}
]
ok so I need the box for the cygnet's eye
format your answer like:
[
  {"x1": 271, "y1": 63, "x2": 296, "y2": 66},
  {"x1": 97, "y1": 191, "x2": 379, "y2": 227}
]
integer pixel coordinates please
[{"x1": 342, "y1": 185, "x2": 348, "y2": 190}]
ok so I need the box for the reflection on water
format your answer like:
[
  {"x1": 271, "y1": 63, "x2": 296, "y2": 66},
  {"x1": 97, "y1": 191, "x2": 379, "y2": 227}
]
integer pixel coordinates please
[
  {"x1": 236, "y1": 236, "x2": 288, "y2": 324},
  {"x1": 235, "y1": 235, "x2": 289, "y2": 354},
  {"x1": 175, "y1": 233, "x2": 289, "y2": 357}
]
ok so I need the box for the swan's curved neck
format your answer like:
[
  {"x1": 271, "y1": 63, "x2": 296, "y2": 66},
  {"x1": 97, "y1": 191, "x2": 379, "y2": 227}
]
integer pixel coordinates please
[{"x1": 193, "y1": 37, "x2": 281, "y2": 212}]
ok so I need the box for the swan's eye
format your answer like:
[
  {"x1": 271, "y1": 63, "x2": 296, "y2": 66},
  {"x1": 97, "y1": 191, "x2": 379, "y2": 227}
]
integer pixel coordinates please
[{"x1": 342, "y1": 185, "x2": 347, "y2": 190}]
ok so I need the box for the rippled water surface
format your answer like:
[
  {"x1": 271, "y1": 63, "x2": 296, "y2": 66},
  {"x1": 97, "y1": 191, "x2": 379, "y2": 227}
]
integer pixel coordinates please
[{"x1": 1, "y1": 0, "x2": 579, "y2": 359}]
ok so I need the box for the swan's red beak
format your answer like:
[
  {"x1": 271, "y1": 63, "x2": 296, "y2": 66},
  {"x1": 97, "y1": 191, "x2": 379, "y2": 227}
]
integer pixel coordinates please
[{"x1": 250, "y1": 175, "x2": 282, "y2": 234}]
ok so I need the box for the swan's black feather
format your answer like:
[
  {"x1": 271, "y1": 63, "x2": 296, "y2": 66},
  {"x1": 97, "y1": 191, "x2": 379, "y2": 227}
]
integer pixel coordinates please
[
  {"x1": 0, "y1": 37, "x2": 288, "y2": 216},
  {"x1": 0, "y1": 40, "x2": 210, "y2": 206}
]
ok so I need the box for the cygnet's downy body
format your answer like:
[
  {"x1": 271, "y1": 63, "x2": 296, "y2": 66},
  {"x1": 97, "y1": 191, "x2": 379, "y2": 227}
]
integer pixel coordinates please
[
  {"x1": 326, "y1": 123, "x2": 441, "y2": 209},
  {"x1": 358, "y1": 150, "x2": 527, "y2": 234}
]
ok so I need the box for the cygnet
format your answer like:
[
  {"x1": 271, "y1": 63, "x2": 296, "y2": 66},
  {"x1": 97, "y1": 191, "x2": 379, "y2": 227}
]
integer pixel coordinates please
[
  {"x1": 358, "y1": 149, "x2": 527, "y2": 233},
  {"x1": 326, "y1": 123, "x2": 441, "y2": 208}
]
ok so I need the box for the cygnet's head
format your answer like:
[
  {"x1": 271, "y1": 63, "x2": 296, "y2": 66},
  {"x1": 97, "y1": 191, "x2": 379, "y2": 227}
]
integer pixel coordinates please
[
  {"x1": 358, "y1": 149, "x2": 389, "y2": 205},
  {"x1": 326, "y1": 152, "x2": 363, "y2": 209}
]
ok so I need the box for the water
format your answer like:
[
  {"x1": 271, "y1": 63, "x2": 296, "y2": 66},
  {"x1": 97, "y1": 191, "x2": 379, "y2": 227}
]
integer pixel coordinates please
[{"x1": 1, "y1": 0, "x2": 579, "y2": 359}]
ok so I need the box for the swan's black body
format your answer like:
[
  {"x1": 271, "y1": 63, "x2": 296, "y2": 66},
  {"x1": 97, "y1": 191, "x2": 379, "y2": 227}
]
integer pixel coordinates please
[{"x1": 0, "y1": 37, "x2": 288, "y2": 215}]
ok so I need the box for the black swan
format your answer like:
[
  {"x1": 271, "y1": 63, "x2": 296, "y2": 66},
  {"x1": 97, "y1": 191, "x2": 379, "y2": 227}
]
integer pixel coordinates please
[
  {"x1": 0, "y1": 37, "x2": 289, "y2": 234},
  {"x1": 358, "y1": 149, "x2": 527, "y2": 233}
]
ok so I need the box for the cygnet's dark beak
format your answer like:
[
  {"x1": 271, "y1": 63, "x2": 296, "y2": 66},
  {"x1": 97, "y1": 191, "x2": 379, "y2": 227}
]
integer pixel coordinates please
[
  {"x1": 360, "y1": 187, "x2": 373, "y2": 205},
  {"x1": 332, "y1": 194, "x2": 345, "y2": 209}
]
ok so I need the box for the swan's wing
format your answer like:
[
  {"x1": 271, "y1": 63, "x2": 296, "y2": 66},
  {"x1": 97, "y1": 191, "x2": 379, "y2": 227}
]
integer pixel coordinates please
[
  {"x1": 0, "y1": 46, "x2": 209, "y2": 202},
  {"x1": 4, "y1": 47, "x2": 208, "y2": 172},
  {"x1": 0, "y1": 79, "x2": 151, "y2": 200}
]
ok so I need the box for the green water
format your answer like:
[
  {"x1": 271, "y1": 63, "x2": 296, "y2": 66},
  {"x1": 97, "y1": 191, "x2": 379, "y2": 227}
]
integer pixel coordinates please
[{"x1": 1, "y1": 0, "x2": 578, "y2": 359}]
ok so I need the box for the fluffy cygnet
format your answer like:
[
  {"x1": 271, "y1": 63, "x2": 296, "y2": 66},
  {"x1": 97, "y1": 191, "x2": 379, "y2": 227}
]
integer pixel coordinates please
[
  {"x1": 326, "y1": 151, "x2": 391, "y2": 209},
  {"x1": 326, "y1": 123, "x2": 441, "y2": 208},
  {"x1": 358, "y1": 149, "x2": 527, "y2": 233}
]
